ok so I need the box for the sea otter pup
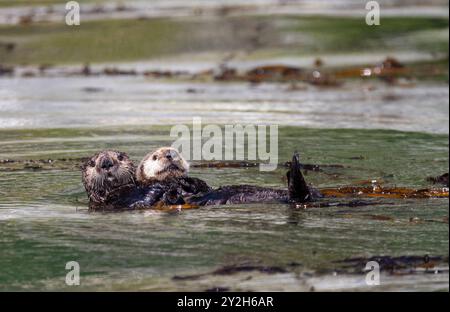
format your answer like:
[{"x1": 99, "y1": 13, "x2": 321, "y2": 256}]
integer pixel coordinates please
[
  {"x1": 81, "y1": 150, "x2": 185, "y2": 210},
  {"x1": 136, "y1": 147, "x2": 316, "y2": 205},
  {"x1": 137, "y1": 147, "x2": 190, "y2": 182},
  {"x1": 136, "y1": 147, "x2": 212, "y2": 195}
]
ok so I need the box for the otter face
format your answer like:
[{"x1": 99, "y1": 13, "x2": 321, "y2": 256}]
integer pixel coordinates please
[
  {"x1": 136, "y1": 147, "x2": 189, "y2": 183},
  {"x1": 81, "y1": 150, "x2": 136, "y2": 203}
]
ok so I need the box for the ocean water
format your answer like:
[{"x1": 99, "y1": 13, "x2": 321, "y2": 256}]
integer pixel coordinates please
[{"x1": 0, "y1": 75, "x2": 448, "y2": 291}]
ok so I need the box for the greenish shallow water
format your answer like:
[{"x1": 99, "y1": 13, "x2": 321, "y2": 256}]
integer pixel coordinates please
[{"x1": 0, "y1": 126, "x2": 448, "y2": 291}]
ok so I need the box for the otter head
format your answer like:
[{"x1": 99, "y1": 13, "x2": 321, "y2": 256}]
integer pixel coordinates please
[
  {"x1": 81, "y1": 150, "x2": 136, "y2": 203},
  {"x1": 136, "y1": 147, "x2": 189, "y2": 184}
]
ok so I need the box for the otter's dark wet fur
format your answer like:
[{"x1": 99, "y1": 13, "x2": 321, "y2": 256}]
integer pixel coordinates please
[
  {"x1": 135, "y1": 146, "x2": 317, "y2": 205},
  {"x1": 82, "y1": 150, "x2": 315, "y2": 210},
  {"x1": 151, "y1": 176, "x2": 213, "y2": 196},
  {"x1": 185, "y1": 153, "x2": 320, "y2": 205}
]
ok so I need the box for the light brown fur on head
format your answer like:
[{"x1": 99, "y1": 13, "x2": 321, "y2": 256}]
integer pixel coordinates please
[
  {"x1": 81, "y1": 150, "x2": 136, "y2": 203},
  {"x1": 136, "y1": 147, "x2": 189, "y2": 184}
]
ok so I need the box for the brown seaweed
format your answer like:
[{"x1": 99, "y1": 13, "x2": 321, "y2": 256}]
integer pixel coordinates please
[
  {"x1": 320, "y1": 185, "x2": 449, "y2": 199},
  {"x1": 0, "y1": 64, "x2": 14, "y2": 76},
  {"x1": 292, "y1": 200, "x2": 392, "y2": 209},
  {"x1": 172, "y1": 254, "x2": 448, "y2": 284},
  {"x1": 336, "y1": 57, "x2": 410, "y2": 84},
  {"x1": 0, "y1": 42, "x2": 15, "y2": 53},
  {"x1": 172, "y1": 264, "x2": 287, "y2": 281},
  {"x1": 245, "y1": 65, "x2": 304, "y2": 83},
  {"x1": 333, "y1": 255, "x2": 448, "y2": 274}
]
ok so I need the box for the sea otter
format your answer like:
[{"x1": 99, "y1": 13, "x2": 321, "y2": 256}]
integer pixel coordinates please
[
  {"x1": 82, "y1": 149, "x2": 446, "y2": 210},
  {"x1": 136, "y1": 147, "x2": 212, "y2": 195},
  {"x1": 81, "y1": 150, "x2": 186, "y2": 210},
  {"x1": 136, "y1": 147, "x2": 317, "y2": 205},
  {"x1": 137, "y1": 147, "x2": 190, "y2": 182},
  {"x1": 82, "y1": 149, "x2": 314, "y2": 210}
]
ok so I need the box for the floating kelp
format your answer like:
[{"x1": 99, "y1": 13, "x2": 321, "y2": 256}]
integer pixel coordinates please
[
  {"x1": 151, "y1": 203, "x2": 200, "y2": 213},
  {"x1": 307, "y1": 70, "x2": 341, "y2": 87},
  {"x1": 212, "y1": 64, "x2": 342, "y2": 86},
  {"x1": 0, "y1": 64, "x2": 14, "y2": 76},
  {"x1": 144, "y1": 70, "x2": 187, "y2": 78},
  {"x1": 191, "y1": 160, "x2": 345, "y2": 171},
  {"x1": 173, "y1": 264, "x2": 288, "y2": 281},
  {"x1": 191, "y1": 161, "x2": 259, "y2": 169},
  {"x1": 2, "y1": 56, "x2": 443, "y2": 86},
  {"x1": 348, "y1": 214, "x2": 394, "y2": 221},
  {"x1": 244, "y1": 65, "x2": 305, "y2": 83},
  {"x1": 81, "y1": 64, "x2": 91, "y2": 76},
  {"x1": 2, "y1": 158, "x2": 446, "y2": 200},
  {"x1": 21, "y1": 71, "x2": 36, "y2": 77},
  {"x1": 333, "y1": 255, "x2": 449, "y2": 275},
  {"x1": 0, "y1": 158, "x2": 87, "y2": 171},
  {"x1": 200, "y1": 57, "x2": 410, "y2": 84},
  {"x1": 103, "y1": 67, "x2": 137, "y2": 76},
  {"x1": 0, "y1": 158, "x2": 338, "y2": 172},
  {"x1": 320, "y1": 185, "x2": 449, "y2": 199},
  {"x1": 18, "y1": 15, "x2": 33, "y2": 26},
  {"x1": 172, "y1": 254, "x2": 448, "y2": 285},
  {"x1": 292, "y1": 200, "x2": 390, "y2": 209},
  {"x1": 336, "y1": 57, "x2": 411, "y2": 84},
  {"x1": 0, "y1": 42, "x2": 15, "y2": 53}
]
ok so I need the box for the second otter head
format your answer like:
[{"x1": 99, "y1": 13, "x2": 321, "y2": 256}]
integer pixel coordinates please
[
  {"x1": 81, "y1": 150, "x2": 136, "y2": 203},
  {"x1": 136, "y1": 147, "x2": 189, "y2": 184}
]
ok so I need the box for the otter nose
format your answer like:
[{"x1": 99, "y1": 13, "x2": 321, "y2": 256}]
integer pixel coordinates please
[
  {"x1": 165, "y1": 153, "x2": 173, "y2": 160},
  {"x1": 100, "y1": 158, "x2": 114, "y2": 169}
]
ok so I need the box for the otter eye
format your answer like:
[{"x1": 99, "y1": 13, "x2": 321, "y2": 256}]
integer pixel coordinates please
[
  {"x1": 88, "y1": 160, "x2": 95, "y2": 167},
  {"x1": 117, "y1": 154, "x2": 124, "y2": 161},
  {"x1": 152, "y1": 155, "x2": 157, "y2": 161}
]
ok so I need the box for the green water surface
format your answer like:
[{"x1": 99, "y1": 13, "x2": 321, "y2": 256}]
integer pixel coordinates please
[{"x1": 0, "y1": 126, "x2": 448, "y2": 291}]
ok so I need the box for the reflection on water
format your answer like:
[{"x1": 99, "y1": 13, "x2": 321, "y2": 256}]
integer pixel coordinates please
[
  {"x1": 0, "y1": 126, "x2": 448, "y2": 291},
  {"x1": 0, "y1": 77, "x2": 448, "y2": 133}
]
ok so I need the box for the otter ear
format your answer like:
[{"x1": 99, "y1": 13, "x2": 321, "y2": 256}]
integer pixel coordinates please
[
  {"x1": 81, "y1": 158, "x2": 92, "y2": 171},
  {"x1": 117, "y1": 151, "x2": 129, "y2": 161}
]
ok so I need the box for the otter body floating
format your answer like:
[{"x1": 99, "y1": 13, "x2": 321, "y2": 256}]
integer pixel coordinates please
[
  {"x1": 82, "y1": 149, "x2": 313, "y2": 210},
  {"x1": 82, "y1": 149, "x2": 448, "y2": 211},
  {"x1": 136, "y1": 148, "x2": 316, "y2": 206},
  {"x1": 185, "y1": 152, "x2": 319, "y2": 206}
]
